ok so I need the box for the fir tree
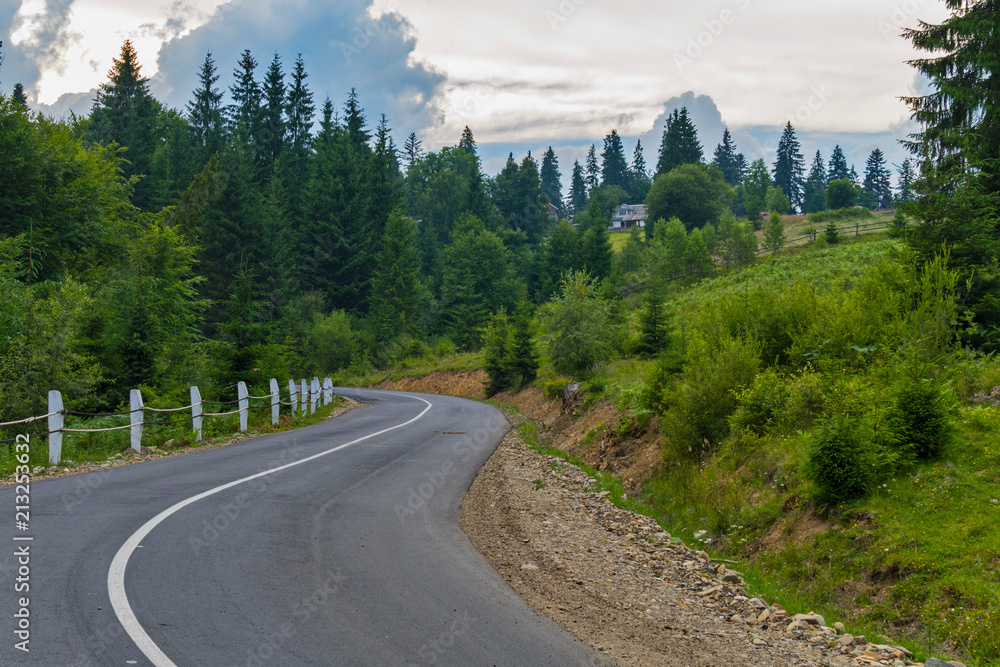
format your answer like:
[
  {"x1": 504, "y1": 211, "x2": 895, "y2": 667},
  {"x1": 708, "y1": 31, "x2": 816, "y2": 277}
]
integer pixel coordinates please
[
  {"x1": 712, "y1": 128, "x2": 742, "y2": 185},
  {"x1": 508, "y1": 302, "x2": 539, "y2": 387},
  {"x1": 187, "y1": 52, "x2": 225, "y2": 167},
  {"x1": 600, "y1": 129, "x2": 629, "y2": 189},
  {"x1": 458, "y1": 125, "x2": 477, "y2": 156},
  {"x1": 285, "y1": 55, "x2": 315, "y2": 156},
  {"x1": 370, "y1": 208, "x2": 422, "y2": 344},
  {"x1": 227, "y1": 50, "x2": 263, "y2": 158},
  {"x1": 656, "y1": 107, "x2": 702, "y2": 175},
  {"x1": 11, "y1": 83, "x2": 27, "y2": 109},
  {"x1": 862, "y1": 148, "x2": 893, "y2": 210},
  {"x1": 540, "y1": 146, "x2": 562, "y2": 211},
  {"x1": 895, "y1": 158, "x2": 916, "y2": 205},
  {"x1": 803, "y1": 150, "x2": 827, "y2": 214},
  {"x1": 87, "y1": 40, "x2": 160, "y2": 210},
  {"x1": 483, "y1": 309, "x2": 517, "y2": 397},
  {"x1": 827, "y1": 145, "x2": 850, "y2": 183},
  {"x1": 343, "y1": 87, "x2": 370, "y2": 154},
  {"x1": 584, "y1": 144, "x2": 599, "y2": 191},
  {"x1": 742, "y1": 158, "x2": 772, "y2": 220},
  {"x1": 260, "y1": 53, "x2": 287, "y2": 172},
  {"x1": 771, "y1": 122, "x2": 805, "y2": 212},
  {"x1": 403, "y1": 132, "x2": 423, "y2": 171},
  {"x1": 568, "y1": 160, "x2": 588, "y2": 218}
]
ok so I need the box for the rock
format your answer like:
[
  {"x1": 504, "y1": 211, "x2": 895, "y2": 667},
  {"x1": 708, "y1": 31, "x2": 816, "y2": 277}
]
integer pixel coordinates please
[
  {"x1": 729, "y1": 613, "x2": 746, "y2": 625},
  {"x1": 749, "y1": 597, "x2": 769, "y2": 609},
  {"x1": 520, "y1": 563, "x2": 539, "y2": 571},
  {"x1": 723, "y1": 572, "x2": 744, "y2": 586},
  {"x1": 596, "y1": 491, "x2": 611, "y2": 499},
  {"x1": 923, "y1": 659, "x2": 953, "y2": 667},
  {"x1": 163, "y1": 439, "x2": 176, "y2": 449},
  {"x1": 853, "y1": 635, "x2": 867, "y2": 646},
  {"x1": 696, "y1": 550, "x2": 711, "y2": 563},
  {"x1": 563, "y1": 382, "x2": 581, "y2": 403},
  {"x1": 834, "y1": 621, "x2": 845, "y2": 633},
  {"x1": 32, "y1": 466, "x2": 44, "y2": 474},
  {"x1": 793, "y1": 612, "x2": 825, "y2": 627},
  {"x1": 757, "y1": 608, "x2": 771, "y2": 623},
  {"x1": 836, "y1": 634, "x2": 855, "y2": 648},
  {"x1": 785, "y1": 620, "x2": 811, "y2": 634}
]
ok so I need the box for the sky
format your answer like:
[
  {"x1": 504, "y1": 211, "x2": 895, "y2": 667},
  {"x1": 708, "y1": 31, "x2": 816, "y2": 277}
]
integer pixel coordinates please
[{"x1": 0, "y1": 0, "x2": 952, "y2": 186}]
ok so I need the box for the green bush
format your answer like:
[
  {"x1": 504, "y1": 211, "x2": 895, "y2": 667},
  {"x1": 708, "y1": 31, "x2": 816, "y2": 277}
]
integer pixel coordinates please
[
  {"x1": 809, "y1": 206, "x2": 873, "y2": 223},
  {"x1": 542, "y1": 377, "x2": 572, "y2": 400},
  {"x1": 825, "y1": 221, "x2": 840, "y2": 245},
  {"x1": 730, "y1": 368, "x2": 789, "y2": 436},
  {"x1": 888, "y1": 380, "x2": 954, "y2": 460},
  {"x1": 804, "y1": 416, "x2": 870, "y2": 505}
]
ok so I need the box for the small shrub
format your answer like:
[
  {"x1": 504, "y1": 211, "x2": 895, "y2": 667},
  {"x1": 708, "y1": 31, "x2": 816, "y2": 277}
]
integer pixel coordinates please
[
  {"x1": 542, "y1": 377, "x2": 572, "y2": 400},
  {"x1": 433, "y1": 337, "x2": 457, "y2": 358},
  {"x1": 804, "y1": 416, "x2": 870, "y2": 505},
  {"x1": 887, "y1": 380, "x2": 954, "y2": 460},
  {"x1": 730, "y1": 368, "x2": 789, "y2": 436},
  {"x1": 782, "y1": 370, "x2": 826, "y2": 428},
  {"x1": 825, "y1": 221, "x2": 840, "y2": 245}
]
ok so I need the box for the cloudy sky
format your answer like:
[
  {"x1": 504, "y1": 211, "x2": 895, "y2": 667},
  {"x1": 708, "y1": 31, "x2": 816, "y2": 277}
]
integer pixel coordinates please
[{"x1": 1, "y1": 0, "x2": 950, "y2": 182}]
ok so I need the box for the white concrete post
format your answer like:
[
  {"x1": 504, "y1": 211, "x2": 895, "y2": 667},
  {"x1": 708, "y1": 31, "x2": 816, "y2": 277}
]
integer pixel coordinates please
[
  {"x1": 190, "y1": 386, "x2": 203, "y2": 442},
  {"x1": 129, "y1": 389, "x2": 144, "y2": 453},
  {"x1": 238, "y1": 381, "x2": 249, "y2": 433},
  {"x1": 311, "y1": 377, "x2": 320, "y2": 414},
  {"x1": 270, "y1": 378, "x2": 280, "y2": 425},
  {"x1": 288, "y1": 380, "x2": 298, "y2": 418},
  {"x1": 323, "y1": 378, "x2": 333, "y2": 406},
  {"x1": 47, "y1": 390, "x2": 64, "y2": 465},
  {"x1": 300, "y1": 379, "x2": 308, "y2": 416}
]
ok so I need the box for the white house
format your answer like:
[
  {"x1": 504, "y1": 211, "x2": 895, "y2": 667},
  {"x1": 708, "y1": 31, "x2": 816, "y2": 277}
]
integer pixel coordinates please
[{"x1": 609, "y1": 204, "x2": 647, "y2": 230}]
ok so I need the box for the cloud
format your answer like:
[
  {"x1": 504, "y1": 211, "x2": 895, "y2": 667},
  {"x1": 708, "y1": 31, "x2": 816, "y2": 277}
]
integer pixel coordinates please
[{"x1": 150, "y1": 0, "x2": 445, "y2": 137}]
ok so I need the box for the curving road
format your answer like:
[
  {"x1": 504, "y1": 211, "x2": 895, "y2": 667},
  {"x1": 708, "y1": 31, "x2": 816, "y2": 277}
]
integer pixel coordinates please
[{"x1": 0, "y1": 389, "x2": 612, "y2": 666}]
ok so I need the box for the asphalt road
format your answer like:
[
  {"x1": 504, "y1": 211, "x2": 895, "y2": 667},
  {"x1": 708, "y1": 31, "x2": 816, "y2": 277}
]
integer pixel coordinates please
[{"x1": 0, "y1": 388, "x2": 612, "y2": 666}]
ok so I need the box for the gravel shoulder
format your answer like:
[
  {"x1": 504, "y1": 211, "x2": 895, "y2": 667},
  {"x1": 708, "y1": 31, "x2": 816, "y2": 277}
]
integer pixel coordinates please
[{"x1": 460, "y1": 423, "x2": 943, "y2": 667}]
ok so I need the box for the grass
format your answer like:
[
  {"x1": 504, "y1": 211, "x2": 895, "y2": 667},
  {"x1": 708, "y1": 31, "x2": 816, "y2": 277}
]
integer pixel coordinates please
[{"x1": 334, "y1": 351, "x2": 483, "y2": 388}]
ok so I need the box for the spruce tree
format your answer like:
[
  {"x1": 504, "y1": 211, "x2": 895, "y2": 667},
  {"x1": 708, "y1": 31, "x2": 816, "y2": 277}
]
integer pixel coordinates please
[
  {"x1": 508, "y1": 302, "x2": 539, "y2": 387},
  {"x1": 187, "y1": 52, "x2": 225, "y2": 168},
  {"x1": 259, "y1": 53, "x2": 287, "y2": 173},
  {"x1": 629, "y1": 138, "x2": 652, "y2": 201},
  {"x1": 370, "y1": 208, "x2": 421, "y2": 344},
  {"x1": 600, "y1": 129, "x2": 629, "y2": 189},
  {"x1": 712, "y1": 128, "x2": 742, "y2": 185},
  {"x1": 483, "y1": 308, "x2": 517, "y2": 396},
  {"x1": 862, "y1": 148, "x2": 893, "y2": 210},
  {"x1": 803, "y1": 150, "x2": 827, "y2": 214},
  {"x1": 827, "y1": 145, "x2": 850, "y2": 183},
  {"x1": 87, "y1": 40, "x2": 160, "y2": 210},
  {"x1": 585, "y1": 144, "x2": 599, "y2": 191},
  {"x1": 771, "y1": 122, "x2": 805, "y2": 213},
  {"x1": 540, "y1": 146, "x2": 562, "y2": 211},
  {"x1": 343, "y1": 87, "x2": 370, "y2": 155},
  {"x1": 895, "y1": 158, "x2": 916, "y2": 205},
  {"x1": 458, "y1": 125, "x2": 477, "y2": 156},
  {"x1": 568, "y1": 160, "x2": 588, "y2": 218},
  {"x1": 403, "y1": 132, "x2": 423, "y2": 171},
  {"x1": 286, "y1": 55, "x2": 315, "y2": 157},
  {"x1": 227, "y1": 50, "x2": 263, "y2": 168},
  {"x1": 11, "y1": 83, "x2": 27, "y2": 109},
  {"x1": 656, "y1": 107, "x2": 702, "y2": 175},
  {"x1": 742, "y1": 158, "x2": 772, "y2": 220}
]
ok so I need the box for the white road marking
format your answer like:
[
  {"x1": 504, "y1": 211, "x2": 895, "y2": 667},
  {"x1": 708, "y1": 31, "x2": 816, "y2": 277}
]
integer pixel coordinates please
[{"x1": 107, "y1": 394, "x2": 433, "y2": 667}]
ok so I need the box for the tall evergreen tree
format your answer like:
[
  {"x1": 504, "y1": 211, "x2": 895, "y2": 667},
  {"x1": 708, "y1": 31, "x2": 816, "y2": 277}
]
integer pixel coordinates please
[
  {"x1": 370, "y1": 208, "x2": 422, "y2": 344},
  {"x1": 656, "y1": 107, "x2": 703, "y2": 175},
  {"x1": 584, "y1": 144, "x2": 599, "y2": 191},
  {"x1": 827, "y1": 145, "x2": 850, "y2": 183},
  {"x1": 187, "y1": 52, "x2": 225, "y2": 168},
  {"x1": 863, "y1": 148, "x2": 893, "y2": 210},
  {"x1": 540, "y1": 146, "x2": 562, "y2": 211},
  {"x1": 743, "y1": 158, "x2": 772, "y2": 220},
  {"x1": 259, "y1": 53, "x2": 287, "y2": 173},
  {"x1": 87, "y1": 40, "x2": 160, "y2": 210},
  {"x1": 771, "y1": 122, "x2": 805, "y2": 213},
  {"x1": 895, "y1": 158, "x2": 916, "y2": 205},
  {"x1": 343, "y1": 87, "x2": 370, "y2": 154},
  {"x1": 11, "y1": 83, "x2": 27, "y2": 109},
  {"x1": 403, "y1": 132, "x2": 423, "y2": 171},
  {"x1": 803, "y1": 150, "x2": 827, "y2": 214},
  {"x1": 568, "y1": 160, "x2": 588, "y2": 218},
  {"x1": 712, "y1": 128, "x2": 742, "y2": 185},
  {"x1": 227, "y1": 50, "x2": 263, "y2": 160},
  {"x1": 600, "y1": 129, "x2": 629, "y2": 189},
  {"x1": 458, "y1": 125, "x2": 477, "y2": 156},
  {"x1": 629, "y1": 138, "x2": 652, "y2": 201},
  {"x1": 285, "y1": 55, "x2": 315, "y2": 156}
]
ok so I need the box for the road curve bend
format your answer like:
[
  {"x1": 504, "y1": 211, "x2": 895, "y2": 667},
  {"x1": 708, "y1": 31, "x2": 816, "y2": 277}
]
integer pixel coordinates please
[{"x1": 0, "y1": 388, "x2": 612, "y2": 666}]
